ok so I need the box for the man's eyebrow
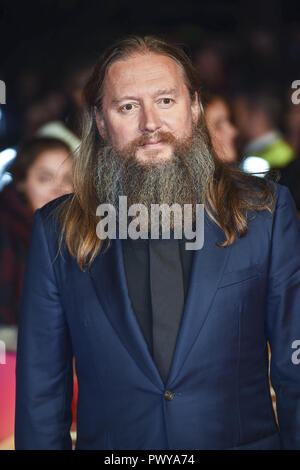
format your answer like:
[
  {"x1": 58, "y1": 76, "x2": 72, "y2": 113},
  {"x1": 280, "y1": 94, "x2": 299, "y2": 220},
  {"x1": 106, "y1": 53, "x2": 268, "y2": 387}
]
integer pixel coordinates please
[
  {"x1": 111, "y1": 88, "x2": 178, "y2": 105},
  {"x1": 152, "y1": 88, "x2": 178, "y2": 98},
  {"x1": 111, "y1": 96, "x2": 137, "y2": 105}
]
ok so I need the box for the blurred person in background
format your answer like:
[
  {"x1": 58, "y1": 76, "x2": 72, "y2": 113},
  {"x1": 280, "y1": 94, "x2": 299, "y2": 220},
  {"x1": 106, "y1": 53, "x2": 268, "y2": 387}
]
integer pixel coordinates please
[
  {"x1": 204, "y1": 94, "x2": 238, "y2": 163},
  {"x1": 0, "y1": 137, "x2": 73, "y2": 325},
  {"x1": 21, "y1": 91, "x2": 67, "y2": 140},
  {"x1": 62, "y1": 59, "x2": 94, "y2": 139},
  {"x1": 284, "y1": 87, "x2": 300, "y2": 156},
  {"x1": 192, "y1": 40, "x2": 229, "y2": 95},
  {"x1": 232, "y1": 90, "x2": 296, "y2": 169},
  {"x1": 279, "y1": 89, "x2": 300, "y2": 213}
]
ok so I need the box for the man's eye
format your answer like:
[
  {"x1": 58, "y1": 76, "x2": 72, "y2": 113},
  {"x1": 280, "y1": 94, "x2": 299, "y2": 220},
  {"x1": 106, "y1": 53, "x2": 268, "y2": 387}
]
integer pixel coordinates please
[
  {"x1": 160, "y1": 98, "x2": 173, "y2": 106},
  {"x1": 121, "y1": 103, "x2": 135, "y2": 112}
]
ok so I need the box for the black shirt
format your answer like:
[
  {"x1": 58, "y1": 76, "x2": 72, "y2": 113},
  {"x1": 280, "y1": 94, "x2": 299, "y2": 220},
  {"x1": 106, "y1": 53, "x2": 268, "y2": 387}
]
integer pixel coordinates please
[{"x1": 122, "y1": 237, "x2": 194, "y2": 356}]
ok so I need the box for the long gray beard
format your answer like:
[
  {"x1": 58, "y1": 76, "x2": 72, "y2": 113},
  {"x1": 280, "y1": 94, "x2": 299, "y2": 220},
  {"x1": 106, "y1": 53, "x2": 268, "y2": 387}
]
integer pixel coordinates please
[{"x1": 95, "y1": 125, "x2": 215, "y2": 228}]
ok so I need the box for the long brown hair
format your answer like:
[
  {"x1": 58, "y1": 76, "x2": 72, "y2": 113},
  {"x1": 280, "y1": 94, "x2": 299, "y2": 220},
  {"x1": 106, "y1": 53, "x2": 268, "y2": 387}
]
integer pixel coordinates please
[{"x1": 55, "y1": 35, "x2": 278, "y2": 271}]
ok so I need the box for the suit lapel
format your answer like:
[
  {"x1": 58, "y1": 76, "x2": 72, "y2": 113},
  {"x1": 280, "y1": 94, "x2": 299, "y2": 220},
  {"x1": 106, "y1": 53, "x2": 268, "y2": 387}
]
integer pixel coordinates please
[
  {"x1": 89, "y1": 211, "x2": 232, "y2": 389},
  {"x1": 89, "y1": 238, "x2": 163, "y2": 389},
  {"x1": 167, "y1": 211, "x2": 232, "y2": 386}
]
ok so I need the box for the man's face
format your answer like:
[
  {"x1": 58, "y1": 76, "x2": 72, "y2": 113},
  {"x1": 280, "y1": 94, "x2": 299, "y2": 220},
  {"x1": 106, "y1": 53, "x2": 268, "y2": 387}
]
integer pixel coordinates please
[{"x1": 95, "y1": 53, "x2": 199, "y2": 165}]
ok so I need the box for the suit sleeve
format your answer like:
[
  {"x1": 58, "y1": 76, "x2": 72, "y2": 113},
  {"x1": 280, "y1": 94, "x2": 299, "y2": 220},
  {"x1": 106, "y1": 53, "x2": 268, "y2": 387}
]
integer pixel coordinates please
[
  {"x1": 15, "y1": 209, "x2": 73, "y2": 450},
  {"x1": 265, "y1": 184, "x2": 300, "y2": 449}
]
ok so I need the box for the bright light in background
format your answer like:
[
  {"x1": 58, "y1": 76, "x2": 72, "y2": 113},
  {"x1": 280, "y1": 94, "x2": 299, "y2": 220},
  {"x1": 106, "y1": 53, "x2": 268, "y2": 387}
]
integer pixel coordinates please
[
  {"x1": 0, "y1": 172, "x2": 12, "y2": 190},
  {"x1": 241, "y1": 156, "x2": 270, "y2": 178},
  {"x1": 0, "y1": 148, "x2": 17, "y2": 172},
  {"x1": 0, "y1": 148, "x2": 17, "y2": 190}
]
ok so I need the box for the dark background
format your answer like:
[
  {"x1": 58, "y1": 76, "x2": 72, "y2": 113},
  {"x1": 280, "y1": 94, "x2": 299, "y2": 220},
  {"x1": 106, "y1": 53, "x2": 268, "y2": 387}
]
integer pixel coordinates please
[{"x1": 0, "y1": 0, "x2": 300, "y2": 147}]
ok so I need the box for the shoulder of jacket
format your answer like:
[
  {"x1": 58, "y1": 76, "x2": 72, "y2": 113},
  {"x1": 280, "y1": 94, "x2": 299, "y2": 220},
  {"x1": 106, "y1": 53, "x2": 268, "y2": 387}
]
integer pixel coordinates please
[
  {"x1": 36, "y1": 193, "x2": 73, "y2": 236},
  {"x1": 272, "y1": 182, "x2": 294, "y2": 210},
  {"x1": 38, "y1": 193, "x2": 72, "y2": 218}
]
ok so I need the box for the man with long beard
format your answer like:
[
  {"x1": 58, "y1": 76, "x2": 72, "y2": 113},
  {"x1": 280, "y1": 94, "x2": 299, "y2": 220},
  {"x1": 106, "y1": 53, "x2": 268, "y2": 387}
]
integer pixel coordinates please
[{"x1": 15, "y1": 36, "x2": 300, "y2": 450}]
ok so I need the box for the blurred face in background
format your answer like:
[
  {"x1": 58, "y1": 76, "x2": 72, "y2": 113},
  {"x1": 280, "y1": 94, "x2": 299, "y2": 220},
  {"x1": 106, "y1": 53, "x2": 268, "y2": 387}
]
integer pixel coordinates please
[
  {"x1": 205, "y1": 98, "x2": 238, "y2": 163},
  {"x1": 18, "y1": 148, "x2": 73, "y2": 211}
]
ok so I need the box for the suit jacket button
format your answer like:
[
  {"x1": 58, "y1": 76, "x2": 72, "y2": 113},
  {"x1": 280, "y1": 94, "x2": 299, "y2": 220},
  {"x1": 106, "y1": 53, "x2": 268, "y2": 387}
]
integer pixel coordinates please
[{"x1": 164, "y1": 390, "x2": 175, "y2": 401}]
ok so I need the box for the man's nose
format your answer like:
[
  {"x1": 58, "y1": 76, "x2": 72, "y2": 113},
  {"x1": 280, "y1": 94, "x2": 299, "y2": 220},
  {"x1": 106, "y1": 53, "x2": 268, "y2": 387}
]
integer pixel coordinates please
[{"x1": 139, "y1": 103, "x2": 161, "y2": 133}]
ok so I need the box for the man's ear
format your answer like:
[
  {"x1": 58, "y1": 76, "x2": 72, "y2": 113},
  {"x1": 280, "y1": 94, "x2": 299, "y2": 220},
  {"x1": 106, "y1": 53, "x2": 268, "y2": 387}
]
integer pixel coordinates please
[
  {"x1": 191, "y1": 91, "x2": 200, "y2": 124},
  {"x1": 94, "y1": 106, "x2": 107, "y2": 140}
]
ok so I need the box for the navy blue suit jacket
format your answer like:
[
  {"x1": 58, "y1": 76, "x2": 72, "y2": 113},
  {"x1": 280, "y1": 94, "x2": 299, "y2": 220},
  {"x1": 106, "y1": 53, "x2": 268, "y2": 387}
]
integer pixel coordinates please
[{"x1": 15, "y1": 183, "x2": 300, "y2": 449}]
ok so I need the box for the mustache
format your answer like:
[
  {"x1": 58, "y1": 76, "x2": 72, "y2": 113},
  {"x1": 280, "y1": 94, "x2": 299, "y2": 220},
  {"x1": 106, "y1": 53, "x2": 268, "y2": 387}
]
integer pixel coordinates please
[{"x1": 120, "y1": 131, "x2": 177, "y2": 157}]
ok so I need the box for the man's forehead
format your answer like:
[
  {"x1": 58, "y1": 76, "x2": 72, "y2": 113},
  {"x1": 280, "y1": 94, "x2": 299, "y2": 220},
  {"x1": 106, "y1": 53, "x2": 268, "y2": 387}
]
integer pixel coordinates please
[{"x1": 103, "y1": 53, "x2": 186, "y2": 99}]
